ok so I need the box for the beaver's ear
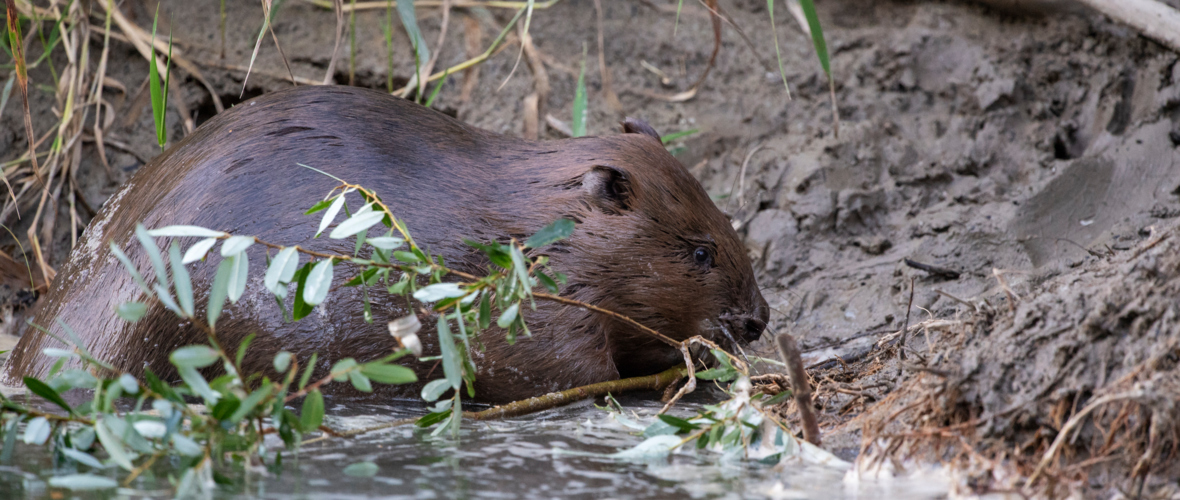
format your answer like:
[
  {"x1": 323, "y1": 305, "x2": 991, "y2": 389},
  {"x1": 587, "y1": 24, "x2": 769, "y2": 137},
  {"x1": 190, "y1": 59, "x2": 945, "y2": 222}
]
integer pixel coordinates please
[
  {"x1": 582, "y1": 166, "x2": 634, "y2": 212},
  {"x1": 621, "y1": 117, "x2": 661, "y2": 142}
]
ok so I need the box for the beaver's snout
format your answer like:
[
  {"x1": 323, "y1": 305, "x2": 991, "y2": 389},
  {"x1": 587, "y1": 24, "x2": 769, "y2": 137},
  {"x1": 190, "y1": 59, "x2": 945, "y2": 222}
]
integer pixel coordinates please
[{"x1": 721, "y1": 300, "x2": 769, "y2": 344}]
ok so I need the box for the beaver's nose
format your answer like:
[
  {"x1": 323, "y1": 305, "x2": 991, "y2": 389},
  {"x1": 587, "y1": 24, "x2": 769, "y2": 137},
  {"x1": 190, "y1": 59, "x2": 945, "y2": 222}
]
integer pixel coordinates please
[{"x1": 743, "y1": 316, "x2": 766, "y2": 343}]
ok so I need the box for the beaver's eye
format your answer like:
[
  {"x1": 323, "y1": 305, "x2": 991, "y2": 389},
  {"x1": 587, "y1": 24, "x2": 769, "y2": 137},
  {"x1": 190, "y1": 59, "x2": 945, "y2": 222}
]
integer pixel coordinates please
[{"x1": 693, "y1": 247, "x2": 713, "y2": 269}]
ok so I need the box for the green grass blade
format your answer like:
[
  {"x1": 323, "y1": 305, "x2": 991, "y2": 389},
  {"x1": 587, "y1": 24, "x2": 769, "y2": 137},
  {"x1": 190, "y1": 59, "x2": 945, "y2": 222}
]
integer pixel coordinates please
[
  {"x1": 423, "y1": 69, "x2": 449, "y2": 108},
  {"x1": 571, "y1": 45, "x2": 588, "y2": 138},
  {"x1": 798, "y1": 0, "x2": 829, "y2": 76},
  {"x1": 768, "y1": 0, "x2": 791, "y2": 99},
  {"x1": 395, "y1": 0, "x2": 430, "y2": 84},
  {"x1": 148, "y1": 6, "x2": 164, "y2": 150},
  {"x1": 384, "y1": 0, "x2": 394, "y2": 93}
]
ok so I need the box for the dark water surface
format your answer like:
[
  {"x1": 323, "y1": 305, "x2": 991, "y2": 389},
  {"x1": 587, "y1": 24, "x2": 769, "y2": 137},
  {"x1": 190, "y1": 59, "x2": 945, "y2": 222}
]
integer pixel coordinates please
[{"x1": 0, "y1": 393, "x2": 948, "y2": 499}]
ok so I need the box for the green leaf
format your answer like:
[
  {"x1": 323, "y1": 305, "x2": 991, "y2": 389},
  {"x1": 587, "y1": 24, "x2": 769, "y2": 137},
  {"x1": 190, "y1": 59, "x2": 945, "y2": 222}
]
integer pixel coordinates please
[
  {"x1": 94, "y1": 421, "x2": 133, "y2": 471},
  {"x1": 117, "y1": 374, "x2": 139, "y2": 394},
  {"x1": 303, "y1": 259, "x2": 333, "y2": 306},
  {"x1": 367, "y1": 236, "x2": 405, "y2": 250},
  {"x1": 24, "y1": 376, "x2": 72, "y2": 414},
  {"x1": 48, "y1": 474, "x2": 118, "y2": 490},
  {"x1": 524, "y1": 218, "x2": 575, "y2": 249},
  {"x1": 478, "y1": 293, "x2": 492, "y2": 329},
  {"x1": 170, "y1": 345, "x2": 219, "y2": 369},
  {"x1": 316, "y1": 194, "x2": 347, "y2": 237},
  {"x1": 657, "y1": 414, "x2": 699, "y2": 432},
  {"x1": 660, "y1": 128, "x2": 700, "y2": 145},
  {"x1": 182, "y1": 237, "x2": 218, "y2": 264},
  {"x1": 227, "y1": 253, "x2": 249, "y2": 303},
  {"x1": 135, "y1": 224, "x2": 168, "y2": 289},
  {"x1": 343, "y1": 461, "x2": 379, "y2": 478},
  {"x1": 331, "y1": 358, "x2": 358, "y2": 381},
  {"x1": 220, "y1": 235, "x2": 254, "y2": 257},
  {"x1": 168, "y1": 242, "x2": 194, "y2": 316},
  {"x1": 305, "y1": 199, "x2": 332, "y2": 214},
  {"x1": 273, "y1": 351, "x2": 292, "y2": 373},
  {"x1": 177, "y1": 365, "x2": 220, "y2": 404},
  {"x1": 171, "y1": 433, "x2": 202, "y2": 456},
  {"x1": 571, "y1": 45, "x2": 588, "y2": 138},
  {"x1": 292, "y1": 263, "x2": 314, "y2": 321},
  {"x1": 211, "y1": 396, "x2": 241, "y2": 421},
  {"x1": 763, "y1": 390, "x2": 792, "y2": 406},
  {"x1": 299, "y1": 352, "x2": 318, "y2": 390},
  {"x1": 392, "y1": 250, "x2": 420, "y2": 263},
  {"x1": 152, "y1": 283, "x2": 183, "y2": 316},
  {"x1": 22, "y1": 416, "x2": 50, "y2": 445},
  {"x1": 229, "y1": 384, "x2": 273, "y2": 423},
  {"x1": 421, "y1": 378, "x2": 451, "y2": 402},
  {"x1": 348, "y1": 370, "x2": 372, "y2": 392},
  {"x1": 236, "y1": 333, "x2": 256, "y2": 368},
  {"x1": 54, "y1": 369, "x2": 97, "y2": 390},
  {"x1": 59, "y1": 448, "x2": 106, "y2": 469},
  {"x1": 264, "y1": 247, "x2": 299, "y2": 294},
  {"x1": 329, "y1": 210, "x2": 384, "y2": 239},
  {"x1": 300, "y1": 390, "x2": 324, "y2": 432},
  {"x1": 146, "y1": 225, "x2": 225, "y2": 238},
  {"x1": 208, "y1": 257, "x2": 234, "y2": 326},
  {"x1": 496, "y1": 303, "x2": 519, "y2": 329},
  {"x1": 414, "y1": 410, "x2": 451, "y2": 427},
  {"x1": 436, "y1": 316, "x2": 461, "y2": 390},
  {"x1": 536, "y1": 271, "x2": 559, "y2": 293},
  {"x1": 412, "y1": 283, "x2": 465, "y2": 303},
  {"x1": 360, "y1": 363, "x2": 417, "y2": 385},
  {"x1": 694, "y1": 367, "x2": 737, "y2": 381},
  {"x1": 395, "y1": 0, "x2": 430, "y2": 75},
  {"x1": 109, "y1": 243, "x2": 150, "y2": 295},
  {"x1": 115, "y1": 302, "x2": 148, "y2": 322}
]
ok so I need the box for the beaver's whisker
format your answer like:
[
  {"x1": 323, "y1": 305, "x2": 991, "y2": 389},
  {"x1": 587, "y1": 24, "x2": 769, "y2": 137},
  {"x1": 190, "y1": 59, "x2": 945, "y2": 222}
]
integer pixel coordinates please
[{"x1": 716, "y1": 321, "x2": 749, "y2": 365}]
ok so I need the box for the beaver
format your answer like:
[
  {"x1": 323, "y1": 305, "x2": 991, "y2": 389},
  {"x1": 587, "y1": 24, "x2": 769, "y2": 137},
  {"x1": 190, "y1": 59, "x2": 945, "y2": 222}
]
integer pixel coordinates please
[{"x1": 2, "y1": 86, "x2": 768, "y2": 403}]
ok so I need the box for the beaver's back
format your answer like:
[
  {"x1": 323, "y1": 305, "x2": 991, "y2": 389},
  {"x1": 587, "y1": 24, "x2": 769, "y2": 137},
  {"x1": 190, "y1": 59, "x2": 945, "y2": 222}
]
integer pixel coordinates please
[{"x1": 1, "y1": 86, "x2": 517, "y2": 384}]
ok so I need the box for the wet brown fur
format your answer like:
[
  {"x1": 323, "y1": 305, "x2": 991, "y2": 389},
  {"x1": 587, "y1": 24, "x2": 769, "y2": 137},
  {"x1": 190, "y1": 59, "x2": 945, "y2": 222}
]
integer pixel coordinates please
[{"x1": 1, "y1": 86, "x2": 767, "y2": 403}]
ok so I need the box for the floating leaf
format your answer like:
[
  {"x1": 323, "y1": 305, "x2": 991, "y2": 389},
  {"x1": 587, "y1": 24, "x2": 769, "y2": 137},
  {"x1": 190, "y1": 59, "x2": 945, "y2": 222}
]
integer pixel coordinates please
[
  {"x1": 169, "y1": 345, "x2": 220, "y2": 369},
  {"x1": 302, "y1": 259, "x2": 333, "y2": 306},
  {"x1": 48, "y1": 474, "x2": 118, "y2": 490},
  {"x1": 329, "y1": 210, "x2": 384, "y2": 239},
  {"x1": 525, "y1": 219, "x2": 575, "y2": 249},
  {"x1": 316, "y1": 195, "x2": 347, "y2": 237},
  {"x1": 264, "y1": 247, "x2": 299, "y2": 293},
  {"x1": 610, "y1": 434, "x2": 683, "y2": 460},
  {"x1": 182, "y1": 237, "x2": 218, "y2": 264},
  {"x1": 169, "y1": 242, "x2": 194, "y2": 316},
  {"x1": 343, "y1": 461, "x2": 378, "y2": 478},
  {"x1": 300, "y1": 390, "x2": 324, "y2": 433},
  {"x1": 413, "y1": 283, "x2": 465, "y2": 303},
  {"x1": 146, "y1": 225, "x2": 225, "y2": 238},
  {"x1": 220, "y1": 235, "x2": 255, "y2": 257}
]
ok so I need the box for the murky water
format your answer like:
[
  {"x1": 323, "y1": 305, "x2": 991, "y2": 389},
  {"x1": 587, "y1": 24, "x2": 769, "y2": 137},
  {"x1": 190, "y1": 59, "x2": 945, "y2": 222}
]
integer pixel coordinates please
[{"x1": 0, "y1": 393, "x2": 949, "y2": 499}]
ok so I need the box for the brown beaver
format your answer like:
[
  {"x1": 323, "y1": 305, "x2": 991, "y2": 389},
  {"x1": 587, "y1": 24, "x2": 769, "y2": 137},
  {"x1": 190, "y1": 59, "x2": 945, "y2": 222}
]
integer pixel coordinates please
[{"x1": 1, "y1": 86, "x2": 768, "y2": 403}]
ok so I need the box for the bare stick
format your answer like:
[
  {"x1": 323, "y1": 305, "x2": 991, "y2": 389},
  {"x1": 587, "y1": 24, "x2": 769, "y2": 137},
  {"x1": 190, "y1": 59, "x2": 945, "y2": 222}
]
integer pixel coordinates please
[
  {"x1": 775, "y1": 332, "x2": 820, "y2": 446},
  {"x1": 468, "y1": 365, "x2": 687, "y2": 420},
  {"x1": 1073, "y1": 0, "x2": 1180, "y2": 54}
]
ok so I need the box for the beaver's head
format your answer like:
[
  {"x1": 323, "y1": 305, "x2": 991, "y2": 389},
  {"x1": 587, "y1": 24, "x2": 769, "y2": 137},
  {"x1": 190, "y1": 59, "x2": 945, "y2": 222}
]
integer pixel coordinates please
[{"x1": 529, "y1": 119, "x2": 769, "y2": 378}]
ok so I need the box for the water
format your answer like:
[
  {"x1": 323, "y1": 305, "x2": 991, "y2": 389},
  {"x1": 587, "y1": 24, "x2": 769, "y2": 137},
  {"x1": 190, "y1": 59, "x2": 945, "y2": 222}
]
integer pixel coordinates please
[{"x1": 0, "y1": 393, "x2": 949, "y2": 499}]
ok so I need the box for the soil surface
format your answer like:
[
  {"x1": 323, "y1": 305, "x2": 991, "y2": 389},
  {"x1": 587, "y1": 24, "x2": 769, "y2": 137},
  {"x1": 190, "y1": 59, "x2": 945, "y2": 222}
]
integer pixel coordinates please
[{"x1": 3, "y1": 0, "x2": 1179, "y2": 495}]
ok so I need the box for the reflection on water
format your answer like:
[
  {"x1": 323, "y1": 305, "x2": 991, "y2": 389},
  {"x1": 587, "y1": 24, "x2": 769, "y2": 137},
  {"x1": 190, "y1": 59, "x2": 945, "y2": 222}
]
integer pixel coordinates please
[{"x1": 0, "y1": 392, "x2": 948, "y2": 499}]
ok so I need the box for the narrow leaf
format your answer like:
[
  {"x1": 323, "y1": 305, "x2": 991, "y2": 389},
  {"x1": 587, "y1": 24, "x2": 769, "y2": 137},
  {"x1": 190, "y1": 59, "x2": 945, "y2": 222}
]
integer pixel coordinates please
[
  {"x1": 227, "y1": 253, "x2": 249, "y2": 303},
  {"x1": 169, "y1": 345, "x2": 220, "y2": 369},
  {"x1": 168, "y1": 242, "x2": 194, "y2": 316},
  {"x1": 208, "y1": 257, "x2": 233, "y2": 326},
  {"x1": 146, "y1": 226, "x2": 225, "y2": 238},
  {"x1": 182, "y1": 237, "x2": 218, "y2": 264},
  {"x1": 525, "y1": 218, "x2": 575, "y2": 249},
  {"x1": 264, "y1": 247, "x2": 299, "y2": 293},
  {"x1": 300, "y1": 390, "x2": 324, "y2": 432},
  {"x1": 94, "y1": 421, "x2": 134, "y2": 471},
  {"x1": 302, "y1": 259, "x2": 333, "y2": 306},
  {"x1": 24, "y1": 376, "x2": 72, "y2": 414},
  {"x1": 316, "y1": 195, "x2": 346, "y2": 237},
  {"x1": 115, "y1": 302, "x2": 148, "y2": 322},
  {"x1": 220, "y1": 235, "x2": 255, "y2": 257},
  {"x1": 329, "y1": 210, "x2": 384, "y2": 239}
]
